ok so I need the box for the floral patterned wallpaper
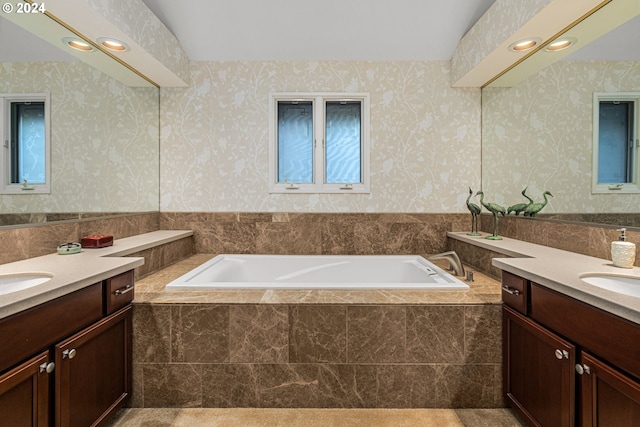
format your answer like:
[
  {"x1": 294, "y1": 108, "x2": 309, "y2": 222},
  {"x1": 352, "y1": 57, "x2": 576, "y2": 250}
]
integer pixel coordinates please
[
  {"x1": 482, "y1": 60, "x2": 640, "y2": 213},
  {"x1": 159, "y1": 61, "x2": 481, "y2": 213},
  {"x1": 0, "y1": 61, "x2": 159, "y2": 213}
]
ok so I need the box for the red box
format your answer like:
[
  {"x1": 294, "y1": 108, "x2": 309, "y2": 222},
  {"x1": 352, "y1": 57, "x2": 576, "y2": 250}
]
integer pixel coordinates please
[{"x1": 81, "y1": 234, "x2": 114, "y2": 248}]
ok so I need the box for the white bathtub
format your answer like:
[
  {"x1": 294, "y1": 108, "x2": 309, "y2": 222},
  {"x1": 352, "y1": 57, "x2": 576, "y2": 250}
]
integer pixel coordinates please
[{"x1": 165, "y1": 254, "x2": 469, "y2": 290}]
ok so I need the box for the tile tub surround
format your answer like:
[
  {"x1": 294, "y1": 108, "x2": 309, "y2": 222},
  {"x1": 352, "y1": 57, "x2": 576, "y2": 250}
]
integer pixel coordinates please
[
  {"x1": 160, "y1": 212, "x2": 470, "y2": 255},
  {"x1": 131, "y1": 255, "x2": 503, "y2": 409},
  {"x1": 0, "y1": 212, "x2": 160, "y2": 265}
]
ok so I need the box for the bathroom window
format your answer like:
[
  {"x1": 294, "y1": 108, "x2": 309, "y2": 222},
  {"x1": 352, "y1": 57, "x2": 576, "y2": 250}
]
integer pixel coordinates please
[
  {"x1": 592, "y1": 92, "x2": 639, "y2": 194},
  {"x1": 0, "y1": 93, "x2": 51, "y2": 194},
  {"x1": 269, "y1": 92, "x2": 370, "y2": 193}
]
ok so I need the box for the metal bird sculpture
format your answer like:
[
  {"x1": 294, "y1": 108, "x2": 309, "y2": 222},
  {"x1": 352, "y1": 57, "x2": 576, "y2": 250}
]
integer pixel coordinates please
[
  {"x1": 476, "y1": 191, "x2": 505, "y2": 240},
  {"x1": 523, "y1": 191, "x2": 553, "y2": 217},
  {"x1": 466, "y1": 187, "x2": 481, "y2": 236},
  {"x1": 507, "y1": 187, "x2": 533, "y2": 216}
]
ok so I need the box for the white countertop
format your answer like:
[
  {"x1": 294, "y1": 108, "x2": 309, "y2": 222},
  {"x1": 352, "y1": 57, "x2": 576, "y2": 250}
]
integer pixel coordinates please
[
  {"x1": 0, "y1": 230, "x2": 193, "y2": 319},
  {"x1": 448, "y1": 232, "x2": 640, "y2": 324}
]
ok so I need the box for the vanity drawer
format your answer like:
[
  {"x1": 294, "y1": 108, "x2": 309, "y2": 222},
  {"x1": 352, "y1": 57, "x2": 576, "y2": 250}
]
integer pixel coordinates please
[
  {"x1": 0, "y1": 283, "x2": 102, "y2": 373},
  {"x1": 104, "y1": 270, "x2": 134, "y2": 315},
  {"x1": 530, "y1": 283, "x2": 640, "y2": 380},
  {"x1": 501, "y1": 271, "x2": 528, "y2": 314}
]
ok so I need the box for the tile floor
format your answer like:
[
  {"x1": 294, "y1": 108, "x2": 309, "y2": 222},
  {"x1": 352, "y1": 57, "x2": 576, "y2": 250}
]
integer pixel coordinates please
[{"x1": 106, "y1": 408, "x2": 525, "y2": 427}]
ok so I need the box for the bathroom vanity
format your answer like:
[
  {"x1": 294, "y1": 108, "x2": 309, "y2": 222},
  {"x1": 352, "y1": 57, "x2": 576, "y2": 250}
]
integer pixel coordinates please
[
  {"x1": 502, "y1": 270, "x2": 640, "y2": 427},
  {"x1": 0, "y1": 270, "x2": 134, "y2": 427}
]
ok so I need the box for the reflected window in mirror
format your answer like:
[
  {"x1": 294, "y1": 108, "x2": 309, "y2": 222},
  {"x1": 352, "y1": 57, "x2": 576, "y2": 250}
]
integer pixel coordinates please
[
  {"x1": 592, "y1": 92, "x2": 639, "y2": 194},
  {"x1": 0, "y1": 93, "x2": 50, "y2": 194}
]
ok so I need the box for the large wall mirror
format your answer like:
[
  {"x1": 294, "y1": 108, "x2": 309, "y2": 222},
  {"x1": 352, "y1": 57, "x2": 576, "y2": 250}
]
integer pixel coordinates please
[
  {"x1": 481, "y1": 5, "x2": 640, "y2": 229},
  {"x1": 0, "y1": 13, "x2": 159, "y2": 227}
]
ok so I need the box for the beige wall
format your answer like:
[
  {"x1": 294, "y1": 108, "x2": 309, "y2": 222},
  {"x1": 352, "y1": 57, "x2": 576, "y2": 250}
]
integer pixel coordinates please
[{"x1": 160, "y1": 61, "x2": 481, "y2": 213}]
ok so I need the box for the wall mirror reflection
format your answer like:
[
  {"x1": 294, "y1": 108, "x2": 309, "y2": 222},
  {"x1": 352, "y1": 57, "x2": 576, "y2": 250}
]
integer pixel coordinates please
[
  {"x1": 0, "y1": 13, "x2": 160, "y2": 227},
  {"x1": 481, "y1": 6, "x2": 640, "y2": 228}
]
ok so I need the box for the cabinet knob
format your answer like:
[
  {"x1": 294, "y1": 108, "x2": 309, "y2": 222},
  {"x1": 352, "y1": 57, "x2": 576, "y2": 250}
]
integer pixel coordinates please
[
  {"x1": 554, "y1": 349, "x2": 569, "y2": 360},
  {"x1": 39, "y1": 362, "x2": 55, "y2": 374},
  {"x1": 63, "y1": 348, "x2": 77, "y2": 359},
  {"x1": 575, "y1": 363, "x2": 591, "y2": 375}
]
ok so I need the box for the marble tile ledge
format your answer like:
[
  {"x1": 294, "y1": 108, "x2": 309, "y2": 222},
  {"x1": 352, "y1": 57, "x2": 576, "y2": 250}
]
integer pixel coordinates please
[
  {"x1": 133, "y1": 253, "x2": 502, "y2": 305},
  {"x1": 0, "y1": 230, "x2": 193, "y2": 319},
  {"x1": 448, "y1": 232, "x2": 640, "y2": 324}
]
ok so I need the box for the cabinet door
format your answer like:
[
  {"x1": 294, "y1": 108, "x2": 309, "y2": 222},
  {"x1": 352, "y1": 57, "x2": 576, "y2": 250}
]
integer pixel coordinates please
[
  {"x1": 503, "y1": 305, "x2": 576, "y2": 427},
  {"x1": 578, "y1": 351, "x2": 640, "y2": 427},
  {"x1": 55, "y1": 306, "x2": 132, "y2": 427},
  {"x1": 0, "y1": 351, "x2": 51, "y2": 427}
]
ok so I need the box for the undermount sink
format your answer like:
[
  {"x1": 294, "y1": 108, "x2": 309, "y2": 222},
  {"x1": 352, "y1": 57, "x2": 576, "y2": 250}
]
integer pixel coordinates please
[
  {"x1": 580, "y1": 274, "x2": 640, "y2": 298},
  {"x1": 0, "y1": 273, "x2": 54, "y2": 295}
]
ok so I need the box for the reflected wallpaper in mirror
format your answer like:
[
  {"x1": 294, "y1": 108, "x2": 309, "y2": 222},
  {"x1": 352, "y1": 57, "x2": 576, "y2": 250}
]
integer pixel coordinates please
[
  {"x1": 481, "y1": 16, "x2": 639, "y2": 229},
  {"x1": 0, "y1": 17, "x2": 160, "y2": 227}
]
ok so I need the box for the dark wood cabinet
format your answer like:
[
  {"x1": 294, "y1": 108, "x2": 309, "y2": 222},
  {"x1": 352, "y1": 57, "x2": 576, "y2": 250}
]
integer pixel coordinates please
[
  {"x1": 0, "y1": 270, "x2": 134, "y2": 427},
  {"x1": 578, "y1": 351, "x2": 640, "y2": 427},
  {"x1": 503, "y1": 305, "x2": 575, "y2": 427},
  {"x1": 0, "y1": 352, "x2": 51, "y2": 427},
  {"x1": 55, "y1": 306, "x2": 132, "y2": 427},
  {"x1": 502, "y1": 271, "x2": 640, "y2": 427}
]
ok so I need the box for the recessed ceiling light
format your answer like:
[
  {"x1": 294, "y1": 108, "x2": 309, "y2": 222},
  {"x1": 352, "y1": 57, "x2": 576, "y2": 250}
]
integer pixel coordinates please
[
  {"x1": 508, "y1": 38, "x2": 541, "y2": 52},
  {"x1": 546, "y1": 38, "x2": 577, "y2": 52},
  {"x1": 97, "y1": 37, "x2": 130, "y2": 52},
  {"x1": 62, "y1": 37, "x2": 94, "y2": 52}
]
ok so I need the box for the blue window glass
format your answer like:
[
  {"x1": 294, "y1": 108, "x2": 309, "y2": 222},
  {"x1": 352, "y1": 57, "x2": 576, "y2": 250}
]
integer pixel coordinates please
[
  {"x1": 325, "y1": 101, "x2": 361, "y2": 184},
  {"x1": 277, "y1": 101, "x2": 313, "y2": 183},
  {"x1": 11, "y1": 101, "x2": 46, "y2": 184},
  {"x1": 598, "y1": 101, "x2": 634, "y2": 183}
]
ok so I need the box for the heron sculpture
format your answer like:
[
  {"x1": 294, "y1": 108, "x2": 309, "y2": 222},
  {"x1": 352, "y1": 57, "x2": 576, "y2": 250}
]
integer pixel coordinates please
[
  {"x1": 466, "y1": 187, "x2": 481, "y2": 236},
  {"x1": 476, "y1": 191, "x2": 505, "y2": 240},
  {"x1": 507, "y1": 187, "x2": 533, "y2": 216},
  {"x1": 524, "y1": 191, "x2": 553, "y2": 217}
]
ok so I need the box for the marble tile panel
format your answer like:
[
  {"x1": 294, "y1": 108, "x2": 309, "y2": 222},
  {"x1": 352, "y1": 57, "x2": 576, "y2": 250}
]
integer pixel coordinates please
[
  {"x1": 514, "y1": 217, "x2": 549, "y2": 246},
  {"x1": 289, "y1": 305, "x2": 347, "y2": 363},
  {"x1": 321, "y1": 222, "x2": 358, "y2": 255},
  {"x1": 435, "y1": 364, "x2": 502, "y2": 408},
  {"x1": 254, "y1": 222, "x2": 323, "y2": 254},
  {"x1": 162, "y1": 237, "x2": 195, "y2": 266},
  {"x1": 406, "y1": 306, "x2": 465, "y2": 363},
  {"x1": 229, "y1": 305, "x2": 289, "y2": 363},
  {"x1": 196, "y1": 223, "x2": 257, "y2": 254},
  {"x1": 171, "y1": 305, "x2": 229, "y2": 363},
  {"x1": 202, "y1": 364, "x2": 260, "y2": 407},
  {"x1": 129, "y1": 246, "x2": 164, "y2": 280},
  {"x1": 237, "y1": 212, "x2": 273, "y2": 223},
  {"x1": 0, "y1": 227, "x2": 31, "y2": 264},
  {"x1": 142, "y1": 364, "x2": 203, "y2": 408},
  {"x1": 365, "y1": 365, "x2": 438, "y2": 408},
  {"x1": 130, "y1": 363, "x2": 144, "y2": 408},
  {"x1": 26, "y1": 221, "x2": 80, "y2": 257},
  {"x1": 546, "y1": 222, "x2": 592, "y2": 256},
  {"x1": 347, "y1": 306, "x2": 406, "y2": 363},
  {"x1": 255, "y1": 363, "x2": 323, "y2": 408},
  {"x1": 464, "y1": 305, "x2": 502, "y2": 364},
  {"x1": 132, "y1": 304, "x2": 171, "y2": 363}
]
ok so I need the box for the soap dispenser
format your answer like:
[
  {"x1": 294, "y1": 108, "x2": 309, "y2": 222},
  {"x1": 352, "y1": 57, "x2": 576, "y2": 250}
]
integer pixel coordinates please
[{"x1": 611, "y1": 228, "x2": 636, "y2": 268}]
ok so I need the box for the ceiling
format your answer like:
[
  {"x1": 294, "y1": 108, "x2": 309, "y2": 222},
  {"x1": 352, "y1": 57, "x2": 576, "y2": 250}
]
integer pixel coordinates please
[{"x1": 140, "y1": 0, "x2": 497, "y2": 61}]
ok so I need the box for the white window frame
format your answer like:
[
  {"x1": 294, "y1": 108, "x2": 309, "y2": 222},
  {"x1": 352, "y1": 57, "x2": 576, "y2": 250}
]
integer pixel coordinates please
[
  {"x1": 592, "y1": 92, "x2": 640, "y2": 194},
  {"x1": 269, "y1": 92, "x2": 370, "y2": 194},
  {"x1": 0, "y1": 93, "x2": 51, "y2": 194}
]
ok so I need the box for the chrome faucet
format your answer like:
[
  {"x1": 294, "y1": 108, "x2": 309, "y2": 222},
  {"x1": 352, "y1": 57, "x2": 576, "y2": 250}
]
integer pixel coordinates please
[{"x1": 428, "y1": 251, "x2": 465, "y2": 277}]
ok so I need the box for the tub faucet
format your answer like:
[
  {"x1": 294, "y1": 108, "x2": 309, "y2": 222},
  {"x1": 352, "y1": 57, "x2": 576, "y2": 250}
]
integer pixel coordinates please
[{"x1": 428, "y1": 251, "x2": 465, "y2": 277}]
